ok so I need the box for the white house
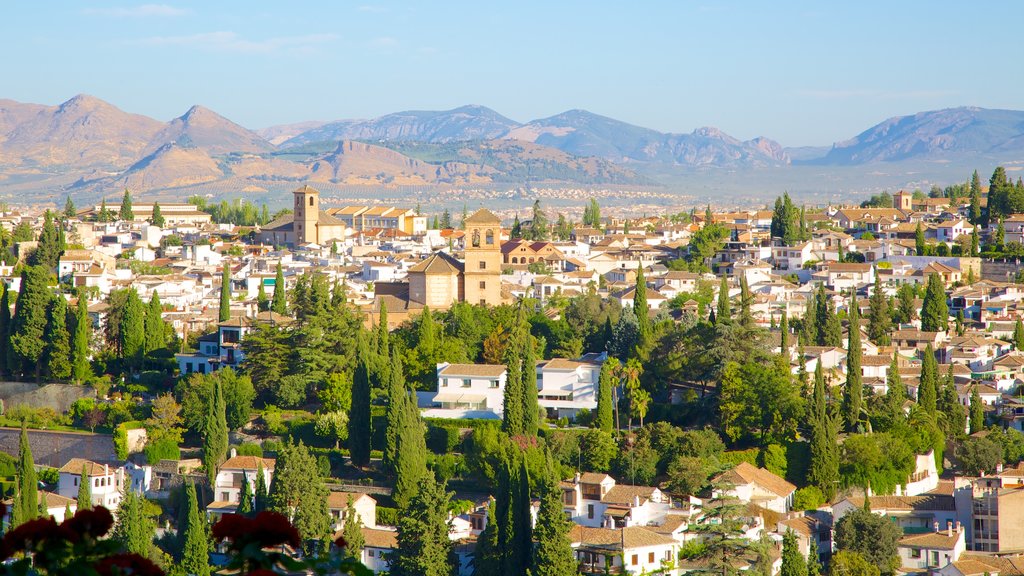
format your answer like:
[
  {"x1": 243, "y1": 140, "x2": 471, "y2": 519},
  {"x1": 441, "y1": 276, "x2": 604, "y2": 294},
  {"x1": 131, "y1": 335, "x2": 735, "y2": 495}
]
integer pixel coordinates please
[
  {"x1": 561, "y1": 472, "x2": 671, "y2": 529},
  {"x1": 360, "y1": 528, "x2": 397, "y2": 574},
  {"x1": 570, "y1": 525, "x2": 679, "y2": 576},
  {"x1": 537, "y1": 358, "x2": 601, "y2": 420},
  {"x1": 58, "y1": 458, "x2": 124, "y2": 510},
  {"x1": 425, "y1": 363, "x2": 508, "y2": 419},
  {"x1": 712, "y1": 462, "x2": 796, "y2": 514},
  {"x1": 327, "y1": 491, "x2": 377, "y2": 531},
  {"x1": 3, "y1": 492, "x2": 77, "y2": 526},
  {"x1": 898, "y1": 525, "x2": 965, "y2": 571},
  {"x1": 212, "y1": 454, "x2": 275, "y2": 512}
]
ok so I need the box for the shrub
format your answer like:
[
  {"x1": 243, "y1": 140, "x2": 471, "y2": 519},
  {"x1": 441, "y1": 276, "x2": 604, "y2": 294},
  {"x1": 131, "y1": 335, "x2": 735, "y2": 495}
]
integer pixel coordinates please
[
  {"x1": 376, "y1": 506, "x2": 398, "y2": 527},
  {"x1": 144, "y1": 437, "x2": 181, "y2": 464},
  {"x1": 235, "y1": 442, "x2": 264, "y2": 457},
  {"x1": 793, "y1": 486, "x2": 825, "y2": 511},
  {"x1": 426, "y1": 425, "x2": 460, "y2": 454}
]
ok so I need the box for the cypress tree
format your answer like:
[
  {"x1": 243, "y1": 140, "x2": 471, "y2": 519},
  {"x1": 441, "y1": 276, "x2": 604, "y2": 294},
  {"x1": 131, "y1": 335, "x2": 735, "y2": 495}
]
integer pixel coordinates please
[
  {"x1": 383, "y1": 357, "x2": 406, "y2": 473},
  {"x1": 502, "y1": 338, "x2": 524, "y2": 436},
  {"x1": 271, "y1": 261, "x2": 287, "y2": 315},
  {"x1": 1013, "y1": 319, "x2": 1024, "y2": 351},
  {"x1": 970, "y1": 386, "x2": 985, "y2": 434},
  {"x1": 417, "y1": 306, "x2": 437, "y2": 355},
  {"x1": 822, "y1": 297, "x2": 842, "y2": 348},
  {"x1": 807, "y1": 539, "x2": 822, "y2": 576},
  {"x1": 885, "y1": 352, "x2": 906, "y2": 421},
  {"x1": 238, "y1": 472, "x2": 253, "y2": 515},
  {"x1": 254, "y1": 462, "x2": 268, "y2": 513},
  {"x1": 113, "y1": 489, "x2": 154, "y2": 556},
  {"x1": 814, "y1": 285, "x2": 829, "y2": 346},
  {"x1": 10, "y1": 266, "x2": 51, "y2": 379},
  {"x1": 867, "y1": 275, "x2": 891, "y2": 345},
  {"x1": 595, "y1": 359, "x2": 615, "y2": 433},
  {"x1": 781, "y1": 530, "x2": 808, "y2": 576},
  {"x1": 64, "y1": 195, "x2": 76, "y2": 218},
  {"x1": 43, "y1": 296, "x2": 71, "y2": 380},
  {"x1": 939, "y1": 364, "x2": 966, "y2": 438},
  {"x1": 921, "y1": 273, "x2": 949, "y2": 332},
  {"x1": 31, "y1": 211, "x2": 62, "y2": 269},
  {"x1": 530, "y1": 456, "x2": 577, "y2": 576},
  {"x1": 119, "y1": 189, "x2": 134, "y2": 221},
  {"x1": 181, "y1": 481, "x2": 210, "y2": 576},
  {"x1": 348, "y1": 355, "x2": 372, "y2": 467},
  {"x1": 633, "y1": 264, "x2": 651, "y2": 345},
  {"x1": 256, "y1": 281, "x2": 269, "y2": 312},
  {"x1": 738, "y1": 275, "x2": 753, "y2": 327},
  {"x1": 268, "y1": 441, "x2": 332, "y2": 555},
  {"x1": 779, "y1": 310, "x2": 790, "y2": 355},
  {"x1": 144, "y1": 293, "x2": 166, "y2": 354},
  {"x1": 120, "y1": 289, "x2": 145, "y2": 374},
  {"x1": 16, "y1": 422, "x2": 38, "y2": 524},
  {"x1": 393, "y1": 381, "x2": 429, "y2": 509},
  {"x1": 969, "y1": 170, "x2": 982, "y2": 225},
  {"x1": 511, "y1": 459, "x2": 533, "y2": 576},
  {"x1": 219, "y1": 264, "x2": 231, "y2": 322},
  {"x1": 716, "y1": 275, "x2": 731, "y2": 323},
  {"x1": 150, "y1": 202, "x2": 165, "y2": 227},
  {"x1": 377, "y1": 302, "x2": 389, "y2": 359},
  {"x1": 522, "y1": 334, "x2": 539, "y2": 437},
  {"x1": 918, "y1": 344, "x2": 938, "y2": 415},
  {"x1": 843, "y1": 294, "x2": 862, "y2": 431},
  {"x1": 474, "y1": 500, "x2": 501, "y2": 576},
  {"x1": 202, "y1": 379, "x2": 229, "y2": 484},
  {"x1": 77, "y1": 464, "x2": 92, "y2": 510},
  {"x1": 808, "y1": 362, "x2": 839, "y2": 501},
  {"x1": 0, "y1": 284, "x2": 10, "y2": 376},
  {"x1": 915, "y1": 222, "x2": 926, "y2": 256},
  {"x1": 71, "y1": 295, "x2": 91, "y2": 382},
  {"x1": 391, "y1": 474, "x2": 453, "y2": 576},
  {"x1": 341, "y1": 496, "x2": 365, "y2": 559}
]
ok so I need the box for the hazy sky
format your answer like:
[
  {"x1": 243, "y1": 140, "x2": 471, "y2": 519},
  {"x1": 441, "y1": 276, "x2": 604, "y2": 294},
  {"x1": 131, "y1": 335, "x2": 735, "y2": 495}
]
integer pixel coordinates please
[{"x1": 2, "y1": 1, "x2": 1021, "y2": 145}]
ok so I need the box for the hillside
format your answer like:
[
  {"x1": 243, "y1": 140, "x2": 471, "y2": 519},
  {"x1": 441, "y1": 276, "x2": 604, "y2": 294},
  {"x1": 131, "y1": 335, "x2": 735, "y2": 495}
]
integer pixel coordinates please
[
  {"x1": 810, "y1": 107, "x2": 1024, "y2": 165},
  {"x1": 147, "y1": 105, "x2": 274, "y2": 156}
]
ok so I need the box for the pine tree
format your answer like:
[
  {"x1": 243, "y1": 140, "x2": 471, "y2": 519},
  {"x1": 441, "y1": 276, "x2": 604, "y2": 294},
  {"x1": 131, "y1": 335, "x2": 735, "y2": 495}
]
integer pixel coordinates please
[
  {"x1": 219, "y1": 264, "x2": 231, "y2": 322},
  {"x1": 144, "y1": 293, "x2": 166, "y2": 354},
  {"x1": 16, "y1": 423, "x2": 38, "y2": 525},
  {"x1": 391, "y1": 474, "x2": 453, "y2": 576},
  {"x1": 150, "y1": 202, "x2": 165, "y2": 227},
  {"x1": 716, "y1": 275, "x2": 731, "y2": 323},
  {"x1": 918, "y1": 345, "x2": 938, "y2": 415},
  {"x1": 970, "y1": 386, "x2": 985, "y2": 434},
  {"x1": 393, "y1": 380, "x2": 429, "y2": 509},
  {"x1": 181, "y1": 481, "x2": 210, "y2": 576},
  {"x1": 268, "y1": 441, "x2": 333, "y2": 554},
  {"x1": 43, "y1": 296, "x2": 71, "y2": 379},
  {"x1": 202, "y1": 379, "x2": 229, "y2": 484},
  {"x1": 348, "y1": 354, "x2": 372, "y2": 467},
  {"x1": 64, "y1": 195, "x2": 76, "y2": 218},
  {"x1": 523, "y1": 334, "x2": 539, "y2": 437},
  {"x1": 867, "y1": 275, "x2": 891, "y2": 345},
  {"x1": 238, "y1": 472, "x2": 253, "y2": 515},
  {"x1": 271, "y1": 261, "x2": 287, "y2": 315},
  {"x1": 595, "y1": 359, "x2": 615, "y2": 433},
  {"x1": 843, "y1": 294, "x2": 863, "y2": 431},
  {"x1": 112, "y1": 489, "x2": 153, "y2": 556},
  {"x1": 71, "y1": 295, "x2": 91, "y2": 382},
  {"x1": 254, "y1": 462, "x2": 268, "y2": 513},
  {"x1": 119, "y1": 189, "x2": 134, "y2": 221},
  {"x1": 781, "y1": 530, "x2": 808, "y2": 576},
  {"x1": 341, "y1": 496, "x2": 365, "y2": 558},
  {"x1": 921, "y1": 273, "x2": 949, "y2": 332},
  {"x1": 77, "y1": 464, "x2": 91, "y2": 510},
  {"x1": 530, "y1": 455, "x2": 577, "y2": 576},
  {"x1": 10, "y1": 266, "x2": 52, "y2": 379}
]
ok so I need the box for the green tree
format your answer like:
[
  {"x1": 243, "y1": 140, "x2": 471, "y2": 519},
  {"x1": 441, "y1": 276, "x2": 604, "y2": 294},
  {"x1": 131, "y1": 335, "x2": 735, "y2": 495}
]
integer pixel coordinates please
[
  {"x1": 76, "y1": 464, "x2": 91, "y2": 510},
  {"x1": 914, "y1": 222, "x2": 925, "y2": 256},
  {"x1": 391, "y1": 474, "x2": 453, "y2": 576},
  {"x1": 716, "y1": 275, "x2": 731, "y2": 324},
  {"x1": 393, "y1": 380, "x2": 429, "y2": 509},
  {"x1": 238, "y1": 472, "x2": 254, "y2": 515},
  {"x1": 633, "y1": 264, "x2": 651, "y2": 347},
  {"x1": 830, "y1": 551, "x2": 880, "y2": 576},
  {"x1": 531, "y1": 456, "x2": 577, "y2": 576},
  {"x1": 920, "y1": 273, "x2": 948, "y2": 332},
  {"x1": 119, "y1": 189, "x2": 134, "y2": 221},
  {"x1": 969, "y1": 170, "x2": 982, "y2": 226},
  {"x1": 821, "y1": 294, "x2": 842, "y2": 347},
  {"x1": 843, "y1": 294, "x2": 863, "y2": 431},
  {"x1": 219, "y1": 264, "x2": 231, "y2": 322},
  {"x1": 119, "y1": 289, "x2": 146, "y2": 374},
  {"x1": 256, "y1": 281, "x2": 269, "y2": 312},
  {"x1": 71, "y1": 295, "x2": 92, "y2": 382},
  {"x1": 693, "y1": 485, "x2": 752, "y2": 576},
  {"x1": 918, "y1": 345, "x2": 938, "y2": 416},
  {"x1": 64, "y1": 195, "x2": 76, "y2": 218},
  {"x1": 834, "y1": 507, "x2": 900, "y2": 575},
  {"x1": 10, "y1": 266, "x2": 52, "y2": 379},
  {"x1": 348, "y1": 354, "x2": 372, "y2": 467},
  {"x1": 808, "y1": 362, "x2": 839, "y2": 501},
  {"x1": 781, "y1": 530, "x2": 808, "y2": 576},
  {"x1": 970, "y1": 386, "x2": 985, "y2": 434},
  {"x1": 150, "y1": 201, "x2": 165, "y2": 227},
  {"x1": 31, "y1": 211, "x2": 63, "y2": 270},
  {"x1": 882, "y1": 352, "x2": 906, "y2": 426},
  {"x1": 144, "y1": 292, "x2": 166, "y2": 354},
  {"x1": 1013, "y1": 319, "x2": 1024, "y2": 351},
  {"x1": 502, "y1": 329, "x2": 525, "y2": 435},
  {"x1": 473, "y1": 501, "x2": 500, "y2": 576},
  {"x1": 807, "y1": 539, "x2": 822, "y2": 576},
  {"x1": 269, "y1": 441, "x2": 332, "y2": 554},
  {"x1": 254, "y1": 462, "x2": 268, "y2": 513},
  {"x1": 180, "y1": 481, "x2": 210, "y2": 576},
  {"x1": 595, "y1": 357, "x2": 618, "y2": 432},
  {"x1": 958, "y1": 436, "x2": 1002, "y2": 476},
  {"x1": 522, "y1": 334, "x2": 539, "y2": 437},
  {"x1": 43, "y1": 296, "x2": 71, "y2": 379},
  {"x1": 112, "y1": 489, "x2": 154, "y2": 556},
  {"x1": 271, "y1": 261, "x2": 287, "y2": 315},
  {"x1": 528, "y1": 199, "x2": 549, "y2": 241},
  {"x1": 383, "y1": 357, "x2": 406, "y2": 472},
  {"x1": 341, "y1": 496, "x2": 365, "y2": 559},
  {"x1": 867, "y1": 275, "x2": 890, "y2": 345},
  {"x1": 15, "y1": 423, "x2": 38, "y2": 525},
  {"x1": 202, "y1": 378, "x2": 229, "y2": 484}
]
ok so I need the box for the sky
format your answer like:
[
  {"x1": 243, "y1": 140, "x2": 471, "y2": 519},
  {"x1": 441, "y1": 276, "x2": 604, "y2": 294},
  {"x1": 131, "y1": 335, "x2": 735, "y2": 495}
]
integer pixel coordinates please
[{"x1": 2, "y1": 1, "x2": 1022, "y2": 146}]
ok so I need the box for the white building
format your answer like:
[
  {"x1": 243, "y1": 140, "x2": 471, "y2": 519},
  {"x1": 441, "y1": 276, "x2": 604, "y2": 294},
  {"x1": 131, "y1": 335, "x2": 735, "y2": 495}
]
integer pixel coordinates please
[
  {"x1": 898, "y1": 526, "x2": 965, "y2": 571},
  {"x1": 212, "y1": 454, "x2": 275, "y2": 512},
  {"x1": 425, "y1": 363, "x2": 508, "y2": 420},
  {"x1": 712, "y1": 462, "x2": 796, "y2": 514},
  {"x1": 58, "y1": 458, "x2": 124, "y2": 510},
  {"x1": 561, "y1": 472, "x2": 671, "y2": 529},
  {"x1": 537, "y1": 358, "x2": 601, "y2": 419}
]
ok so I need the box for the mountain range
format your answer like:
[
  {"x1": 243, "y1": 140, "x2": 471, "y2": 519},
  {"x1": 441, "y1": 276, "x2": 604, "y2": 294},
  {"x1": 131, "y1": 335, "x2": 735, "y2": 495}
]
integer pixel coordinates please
[{"x1": 1, "y1": 94, "x2": 1023, "y2": 205}]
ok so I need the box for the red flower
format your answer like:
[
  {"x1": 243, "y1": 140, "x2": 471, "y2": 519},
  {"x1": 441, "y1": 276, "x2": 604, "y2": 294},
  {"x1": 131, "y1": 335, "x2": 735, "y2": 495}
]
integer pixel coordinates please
[
  {"x1": 63, "y1": 506, "x2": 115, "y2": 539},
  {"x1": 94, "y1": 553, "x2": 165, "y2": 576},
  {"x1": 1, "y1": 517, "x2": 76, "y2": 557},
  {"x1": 213, "y1": 512, "x2": 302, "y2": 550}
]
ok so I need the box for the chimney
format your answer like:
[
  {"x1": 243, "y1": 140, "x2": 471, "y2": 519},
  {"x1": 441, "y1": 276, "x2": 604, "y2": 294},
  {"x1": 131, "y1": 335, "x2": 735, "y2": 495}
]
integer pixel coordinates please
[
  {"x1": 230, "y1": 447, "x2": 237, "y2": 459},
  {"x1": 956, "y1": 521, "x2": 962, "y2": 533},
  {"x1": 933, "y1": 521, "x2": 940, "y2": 533},
  {"x1": 947, "y1": 521, "x2": 953, "y2": 537},
  {"x1": 574, "y1": 472, "x2": 581, "y2": 485},
  {"x1": 634, "y1": 495, "x2": 640, "y2": 507}
]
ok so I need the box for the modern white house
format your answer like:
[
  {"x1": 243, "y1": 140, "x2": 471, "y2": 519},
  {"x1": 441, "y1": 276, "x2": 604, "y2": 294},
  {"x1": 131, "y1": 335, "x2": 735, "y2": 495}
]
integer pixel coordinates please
[
  {"x1": 536, "y1": 358, "x2": 601, "y2": 419},
  {"x1": 58, "y1": 458, "x2": 124, "y2": 510},
  {"x1": 425, "y1": 363, "x2": 508, "y2": 419}
]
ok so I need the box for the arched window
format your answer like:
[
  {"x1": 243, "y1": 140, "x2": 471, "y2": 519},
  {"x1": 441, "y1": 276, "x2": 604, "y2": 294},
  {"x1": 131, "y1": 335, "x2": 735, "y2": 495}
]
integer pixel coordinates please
[
  {"x1": 309, "y1": 196, "x2": 315, "y2": 207},
  {"x1": 472, "y1": 230, "x2": 481, "y2": 247},
  {"x1": 485, "y1": 229, "x2": 494, "y2": 245}
]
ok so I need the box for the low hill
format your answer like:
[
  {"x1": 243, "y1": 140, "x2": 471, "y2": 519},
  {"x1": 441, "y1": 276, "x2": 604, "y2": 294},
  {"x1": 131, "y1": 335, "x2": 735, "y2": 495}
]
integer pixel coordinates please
[{"x1": 147, "y1": 105, "x2": 275, "y2": 156}]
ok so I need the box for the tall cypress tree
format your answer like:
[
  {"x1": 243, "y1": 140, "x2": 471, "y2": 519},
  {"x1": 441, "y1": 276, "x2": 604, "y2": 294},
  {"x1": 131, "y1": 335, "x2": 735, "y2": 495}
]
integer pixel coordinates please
[
  {"x1": 511, "y1": 459, "x2": 533, "y2": 576},
  {"x1": 738, "y1": 274, "x2": 753, "y2": 327},
  {"x1": 16, "y1": 422, "x2": 38, "y2": 524},
  {"x1": 144, "y1": 293, "x2": 166, "y2": 354},
  {"x1": 254, "y1": 462, "x2": 268, "y2": 513},
  {"x1": 868, "y1": 275, "x2": 891, "y2": 345},
  {"x1": 822, "y1": 297, "x2": 842, "y2": 348},
  {"x1": 633, "y1": 264, "x2": 651, "y2": 346},
  {"x1": 377, "y1": 302, "x2": 390, "y2": 359},
  {"x1": 918, "y1": 344, "x2": 938, "y2": 415},
  {"x1": 77, "y1": 464, "x2": 92, "y2": 510},
  {"x1": 348, "y1": 355, "x2": 372, "y2": 467},
  {"x1": 716, "y1": 275, "x2": 731, "y2": 323},
  {"x1": 43, "y1": 296, "x2": 71, "y2": 380},
  {"x1": 1013, "y1": 319, "x2": 1024, "y2": 351},
  {"x1": 341, "y1": 496, "x2": 365, "y2": 559},
  {"x1": 502, "y1": 322, "x2": 525, "y2": 435},
  {"x1": 271, "y1": 261, "x2": 287, "y2": 315},
  {"x1": 238, "y1": 472, "x2": 253, "y2": 515},
  {"x1": 256, "y1": 281, "x2": 269, "y2": 312},
  {"x1": 781, "y1": 530, "x2": 808, "y2": 576},
  {"x1": 531, "y1": 455, "x2": 576, "y2": 576},
  {"x1": 181, "y1": 481, "x2": 210, "y2": 576},
  {"x1": 219, "y1": 264, "x2": 231, "y2": 322},
  {"x1": 595, "y1": 359, "x2": 615, "y2": 433},
  {"x1": 120, "y1": 289, "x2": 145, "y2": 374},
  {"x1": 393, "y1": 381, "x2": 429, "y2": 509},
  {"x1": 921, "y1": 273, "x2": 949, "y2": 333},
  {"x1": 808, "y1": 362, "x2": 839, "y2": 501},
  {"x1": 522, "y1": 334, "x2": 539, "y2": 437},
  {"x1": 0, "y1": 284, "x2": 10, "y2": 376},
  {"x1": 885, "y1": 352, "x2": 906, "y2": 422},
  {"x1": 391, "y1": 474, "x2": 453, "y2": 576},
  {"x1": 843, "y1": 294, "x2": 863, "y2": 431},
  {"x1": 473, "y1": 500, "x2": 501, "y2": 576},
  {"x1": 119, "y1": 189, "x2": 134, "y2": 221},
  {"x1": 10, "y1": 266, "x2": 51, "y2": 379},
  {"x1": 150, "y1": 202, "x2": 165, "y2": 227},
  {"x1": 779, "y1": 310, "x2": 790, "y2": 355},
  {"x1": 383, "y1": 357, "x2": 406, "y2": 473},
  {"x1": 970, "y1": 386, "x2": 985, "y2": 434},
  {"x1": 71, "y1": 295, "x2": 92, "y2": 382},
  {"x1": 202, "y1": 379, "x2": 229, "y2": 483},
  {"x1": 969, "y1": 170, "x2": 982, "y2": 225}
]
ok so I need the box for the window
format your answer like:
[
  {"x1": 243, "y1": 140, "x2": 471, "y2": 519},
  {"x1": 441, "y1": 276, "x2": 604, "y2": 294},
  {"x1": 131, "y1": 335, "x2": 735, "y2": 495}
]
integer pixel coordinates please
[
  {"x1": 462, "y1": 379, "x2": 471, "y2": 388},
  {"x1": 479, "y1": 281, "x2": 486, "y2": 289},
  {"x1": 441, "y1": 378, "x2": 448, "y2": 387},
  {"x1": 631, "y1": 555, "x2": 638, "y2": 566},
  {"x1": 490, "y1": 380, "x2": 499, "y2": 388},
  {"x1": 587, "y1": 504, "x2": 594, "y2": 519},
  {"x1": 930, "y1": 551, "x2": 938, "y2": 566},
  {"x1": 478, "y1": 260, "x2": 486, "y2": 270},
  {"x1": 221, "y1": 492, "x2": 230, "y2": 501},
  {"x1": 648, "y1": 552, "x2": 654, "y2": 563},
  {"x1": 368, "y1": 550, "x2": 375, "y2": 558},
  {"x1": 309, "y1": 197, "x2": 314, "y2": 207},
  {"x1": 911, "y1": 550, "x2": 921, "y2": 559}
]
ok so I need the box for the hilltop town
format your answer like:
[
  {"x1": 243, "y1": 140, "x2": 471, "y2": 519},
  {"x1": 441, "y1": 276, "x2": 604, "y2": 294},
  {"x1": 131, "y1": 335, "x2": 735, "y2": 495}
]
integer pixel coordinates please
[{"x1": 3, "y1": 166, "x2": 1024, "y2": 575}]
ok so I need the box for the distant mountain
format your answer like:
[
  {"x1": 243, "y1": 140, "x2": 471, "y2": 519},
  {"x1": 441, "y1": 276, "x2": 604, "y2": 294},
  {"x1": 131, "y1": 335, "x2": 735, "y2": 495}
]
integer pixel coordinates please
[
  {"x1": 281, "y1": 105, "x2": 520, "y2": 148},
  {"x1": 0, "y1": 94, "x2": 163, "y2": 167},
  {"x1": 810, "y1": 107, "x2": 1024, "y2": 165},
  {"x1": 257, "y1": 121, "x2": 330, "y2": 146},
  {"x1": 147, "y1": 105, "x2": 274, "y2": 156},
  {"x1": 106, "y1": 142, "x2": 224, "y2": 190}
]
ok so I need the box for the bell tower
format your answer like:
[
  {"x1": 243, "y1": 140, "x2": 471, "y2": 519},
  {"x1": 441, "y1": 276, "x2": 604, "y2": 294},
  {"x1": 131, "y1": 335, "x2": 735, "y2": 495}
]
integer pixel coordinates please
[
  {"x1": 462, "y1": 208, "x2": 502, "y2": 306},
  {"x1": 293, "y1": 185, "x2": 319, "y2": 244}
]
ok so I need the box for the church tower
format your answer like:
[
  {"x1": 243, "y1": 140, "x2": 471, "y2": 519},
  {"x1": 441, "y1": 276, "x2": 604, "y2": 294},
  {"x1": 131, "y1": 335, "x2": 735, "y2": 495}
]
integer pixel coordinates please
[
  {"x1": 462, "y1": 208, "x2": 502, "y2": 306},
  {"x1": 293, "y1": 185, "x2": 319, "y2": 244}
]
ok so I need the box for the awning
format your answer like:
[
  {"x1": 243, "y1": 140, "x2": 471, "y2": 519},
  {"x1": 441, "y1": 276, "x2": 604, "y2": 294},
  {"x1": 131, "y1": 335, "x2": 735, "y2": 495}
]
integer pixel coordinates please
[
  {"x1": 433, "y1": 393, "x2": 486, "y2": 404},
  {"x1": 538, "y1": 388, "x2": 574, "y2": 397}
]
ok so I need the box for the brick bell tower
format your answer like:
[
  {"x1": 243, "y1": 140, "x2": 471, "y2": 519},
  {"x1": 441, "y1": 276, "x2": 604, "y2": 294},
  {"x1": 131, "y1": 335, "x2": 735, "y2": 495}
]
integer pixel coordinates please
[{"x1": 462, "y1": 208, "x2": 502, "y2": 306}]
